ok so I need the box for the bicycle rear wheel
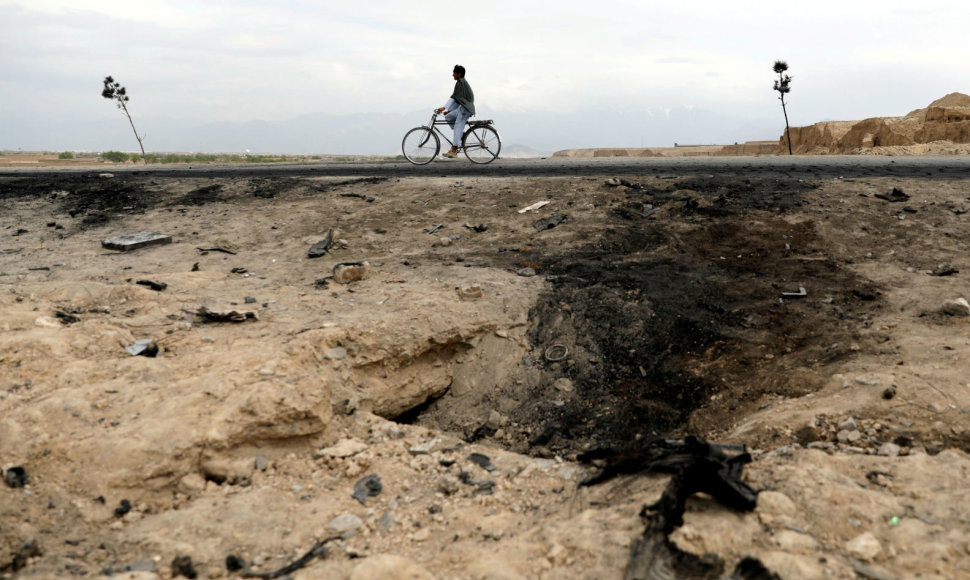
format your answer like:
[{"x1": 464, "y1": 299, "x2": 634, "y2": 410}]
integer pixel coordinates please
[
  {"x1": 462, "y1": 125, "x2": 501, "y2": 164},
  {"x1": 402, "y1": 127, "x2": 439, "y2": 165}
]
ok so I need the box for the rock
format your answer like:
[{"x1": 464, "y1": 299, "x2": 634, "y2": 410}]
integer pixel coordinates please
[
  {"x1": 838, "y1": 417, "x2": 858, "y2": 431},
  {"x1": 553, "y1": 378, "x2": 574, "y2": 392},
  {"x1": 408, "y1": 438, "x2": 440, "y2": 455},
  {"x1": 438, "y1": 236, "x2": 453, "y2": 247},
  {"x1": 845, "y1": 531, "x2": 882, "y2": 562},
  {"x1": 378, "y1": 511, "x2": 394, "y2": 532},
  {"x1": 135, "y1": 280, "x2": 167, "y2": 291},
  {"x1": 940, "y1": 298, "x2": 970, "y2": 317},
  {"x1": 197, "y1": 306, "x2": 258, "y2": 322},
  {"x1": 326, "y1": 513, "x2": 364, "y2": 534},
  {"x1": 534, "y1": 214, "x2": 567, "y2": 231},
  {"x1": 33, "y1": 316, "x2": 60, "y2": 328},
  {"x1": 4, "y1": 466, "x2": 28, "y2": 488},
  {"x1": 837, "y1": 430, "x2": 862, "y2": 444},
  {"x1": 515, "y1": 267, "x2": 536, "y2": 277},
  {"x1": 468, "y1": 452, "x2": 496, "y2": 471},
  {"x1": 931, "y1": 263, "x2": 958, "y2": 276},
  {"x1": 757, "y1": 491, "x2": 797, "y2": 516},
  {"x1": 350, "y1": 554, "x2": 433, "y2": 580},
  {"x1": 125, "y1": 339, "x2": 159, "y2": 357},
  {"x1": 485, "y1": 410, "x2": 506, "y2": 430},
  {"x1": 101, "y1": 232, "x2": 172, "y2": 252},
  {"x1": 316, "y1": 439, "x2": 368, "y2": 458},
  {"x1": 436, "y1": 475, "x2": 461, "y2": 496},
  {"x1": 352, "y1": 474, "x2": 382, "y2": 505},
  {"x1": 200, "y1": 454, "x2": 255, "y2": 485},
  {"x1": 177, "y1": 473, "x2": 206, "y2": 494},
  {"x1": 325, "y1": 347, "x2": 347, "y2": 360},
  {"x1": 774, "y1": 529, "x2": 820, "y2": 551},
  {"x1": 333, "y1": 261, "x2": 370, "y2": 284},
  {"x1": 308, "y1": 228, "x2": 334, "y2": 258},
  {"x1": 456, "y1": 285, "x2": 484, "y2": 300},
  {"x1": 171, "y1": 555, "x2": 197, "y2": 579},
  {"x1": 877, "y1": 442, "x2": 901, "y2": 457}
]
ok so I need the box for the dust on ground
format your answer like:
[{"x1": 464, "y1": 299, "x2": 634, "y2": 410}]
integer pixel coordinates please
[{"x1": 1, "y1": 168, "x2": 969, "y2": 579}]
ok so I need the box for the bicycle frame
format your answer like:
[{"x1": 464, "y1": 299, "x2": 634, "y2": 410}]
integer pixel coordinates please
[{"x1": 426, "y1": 112, "x2": 463, "y2": 149}]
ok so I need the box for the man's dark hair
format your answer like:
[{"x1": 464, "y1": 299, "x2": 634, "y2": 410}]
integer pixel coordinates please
[{"x1": 453, "y1": 65, "x2": 466, "y2": 77}]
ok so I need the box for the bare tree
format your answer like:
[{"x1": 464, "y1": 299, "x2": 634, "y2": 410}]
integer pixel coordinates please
[
  {"x1": 773, "y1": 61, "x2": 793, "y2": 155},
  {"x1": 101, "y1": 76, "x2": 146, "y2": 163}
]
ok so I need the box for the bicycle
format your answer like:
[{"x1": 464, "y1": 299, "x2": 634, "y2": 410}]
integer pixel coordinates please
[{"x1": 402, "y1": 111, "x2": 501, "y2": 165}]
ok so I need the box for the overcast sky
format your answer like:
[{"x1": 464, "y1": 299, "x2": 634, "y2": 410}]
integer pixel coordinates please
[{"x1": 2, "y1": 1, "x2": 969, "y2": 154}]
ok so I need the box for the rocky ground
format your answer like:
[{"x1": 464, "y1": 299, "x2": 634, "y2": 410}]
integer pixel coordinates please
[{"x1": 1, "y1": 165, "x2": 969, "y2": 579}]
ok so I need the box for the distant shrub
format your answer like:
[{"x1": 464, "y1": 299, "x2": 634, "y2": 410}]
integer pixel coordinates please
[
  {"x1": 102, "y1": 151, "x2": 128, "y2": 162},
  {"x1": 58, "y1": 151, "x2": 74, "y2": 159}
]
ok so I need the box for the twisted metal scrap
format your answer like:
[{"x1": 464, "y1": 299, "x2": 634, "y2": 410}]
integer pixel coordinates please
[{"x1": 580, "y1": 437, "x2": 777, "y2": 580}]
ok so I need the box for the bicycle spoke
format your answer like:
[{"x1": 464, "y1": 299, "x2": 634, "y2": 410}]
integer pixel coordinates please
[{"x1": 402, "y1": 127, "x2": 439, "y2": 165}]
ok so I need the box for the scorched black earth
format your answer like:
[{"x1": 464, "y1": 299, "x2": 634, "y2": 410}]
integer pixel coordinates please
[{"x1": 410, "y1": 176, "x2": 887, "y2": 458}]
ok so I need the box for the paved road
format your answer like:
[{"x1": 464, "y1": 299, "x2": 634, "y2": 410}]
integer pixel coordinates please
[{"x1": 4, "y1": 155, "x2": 970, "y2": 180}]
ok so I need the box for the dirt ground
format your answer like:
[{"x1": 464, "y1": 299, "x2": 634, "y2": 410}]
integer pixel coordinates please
[{"x1": 1, "y1": 166, "x2": 969, "y2": 579}]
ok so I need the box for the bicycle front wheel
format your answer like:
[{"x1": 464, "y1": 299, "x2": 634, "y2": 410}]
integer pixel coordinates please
[
  {"x1": 402, "y1": 127, "x2": 440, "y2": 165},
  {"x1": 462, "y1": 126, "x2": 501, "y2": 164}
]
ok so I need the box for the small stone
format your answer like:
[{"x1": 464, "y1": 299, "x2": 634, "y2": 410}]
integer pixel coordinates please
[
  {"x1": 378, "y1": 511, "x2": 394, "y2": 533},
  {"x1": 845, "y1": 532, "x2": 882, "y2": 562},
  {"x1": 485, "y1": 410, "x2": 505, "y2": 430},
  {"x1": 553, "y1": 378, "x2": 574, "y2": 392},
  {"x1": 325, "y1": 347, "x2": 347, "y2": 360},
  {"x1": 515, "y1": 267, "x2": 536, "y2": 277},
  {"x1": 941, "y1": 298, "x2": 970, "y2": 317},
  {"x1": 326, "y1": 513, "x2": 363, "y2": 534},
  {"x1": 412, "y1": 528, "x2": 431, "y2": 542},
  {"x1": 457, "y1": 285, "x2": 484, "y2": 300},
  {"x1": 333, "y1": 261, "x2": 370, "y2": 284},
  {"x1": 316, "y1": 439, "x2": 368, "y2": 458},
  {"x1": 178, "y1": 473, "x2": 206, "y2": 494},
  {"x1": 877, "y1": 443, "x2": 901, "y2": 457},
  {"x1": 352, "y1": 474, "x2": 382, "y2": 505},
  {"x1": 438, "y1": 236, "x2": 453, "y2": 247},
  {"x1": 34, "y1": 316, "x2": 60, "y2": 328},
  {"x1": 409, "y1": 438, "x2": 440, "y2": 455},
  {"x1": 838, "y1": 417, "x2": 858, "y2": 431},
  {"x1": 837, "y1": 430, "x2": 861, "y2": 444},
  {"x1": 4, "y1": 466, "x2": 28, "y2": 488},
  {"x1": 125, "y1": 339, "x2": 159, "y2": 357},
  {"x1": 437, "y1": 475, "x2": 461, "y2": 496},
  {"x1": 171, "y1": 555, "x2": 197, "y2": 579}
]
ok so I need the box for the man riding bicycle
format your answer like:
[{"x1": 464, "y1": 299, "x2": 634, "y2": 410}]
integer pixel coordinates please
[{"x1": 435, "y1": 65, "x2": 475, "y2": 158}]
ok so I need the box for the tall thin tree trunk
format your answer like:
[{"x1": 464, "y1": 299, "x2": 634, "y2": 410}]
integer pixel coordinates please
[
  {"x1": 781, "y1": 97, "x2": 792, "y2": 155},
  {"x1": 119, "y1": 102, "x2": 146, "y2": 163}
]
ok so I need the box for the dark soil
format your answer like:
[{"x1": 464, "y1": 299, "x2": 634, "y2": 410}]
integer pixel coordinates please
[{"x1": 413, "y1": 176, "x2": 888, "y2": 457}]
